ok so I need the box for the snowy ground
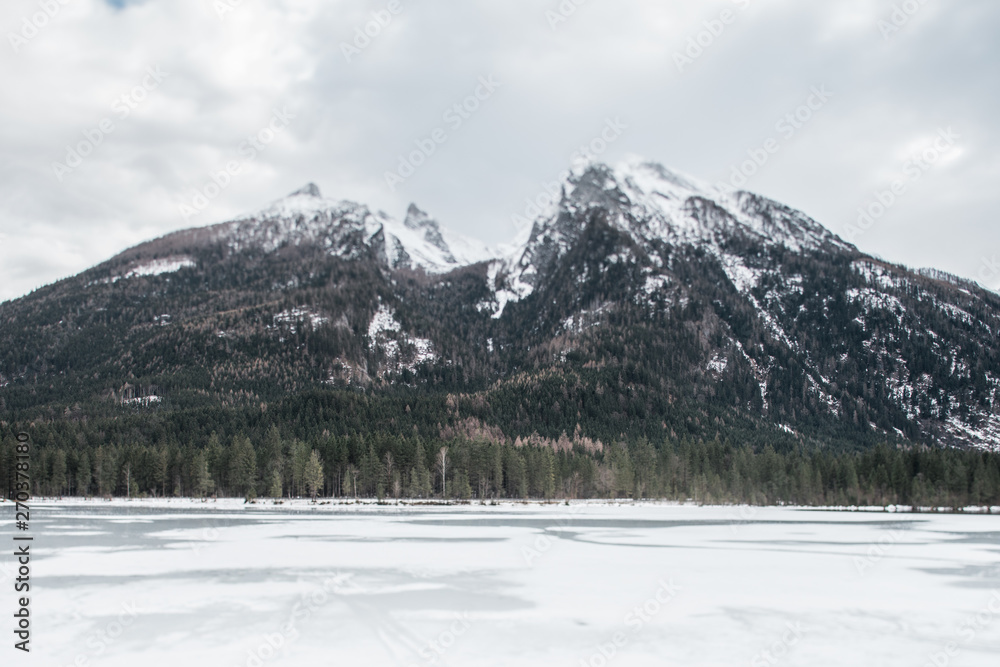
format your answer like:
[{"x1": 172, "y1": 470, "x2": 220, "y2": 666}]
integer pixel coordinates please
[{"x1": 4, "y1": 499, "x2": 1000, "y2": 666}]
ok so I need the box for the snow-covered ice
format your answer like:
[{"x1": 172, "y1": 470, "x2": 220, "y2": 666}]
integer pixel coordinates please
[{"x1": 7, "y1": 500, "x2": 1000, "y2": 666}]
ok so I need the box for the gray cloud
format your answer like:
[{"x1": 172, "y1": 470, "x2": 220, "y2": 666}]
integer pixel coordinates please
[{"x1": 1, "y1": 0, "x2": 998, "y2": 302}]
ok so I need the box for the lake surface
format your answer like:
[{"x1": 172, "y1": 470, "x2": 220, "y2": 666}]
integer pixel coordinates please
[{"x1": 5, "y1": 500, "x2": 1000, "y2": 666}]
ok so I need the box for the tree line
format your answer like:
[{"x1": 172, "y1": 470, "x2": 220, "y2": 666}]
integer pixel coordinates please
[{"x1": 3, "y1": 428, "x2": 998, "y2": 508}]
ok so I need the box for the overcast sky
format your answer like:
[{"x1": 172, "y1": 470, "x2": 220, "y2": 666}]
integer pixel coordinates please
[{"x1": 1, "y1": 0, "x2": 997, "y2": 302}]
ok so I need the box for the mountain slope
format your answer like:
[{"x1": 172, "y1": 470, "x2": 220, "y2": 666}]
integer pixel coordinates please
[{"x1": 1, "y1": 161, "x2": 997, "y2": 451}]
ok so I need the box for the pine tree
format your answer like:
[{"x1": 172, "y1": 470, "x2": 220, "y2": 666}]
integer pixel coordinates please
[
  {"x1": 262, "y1": 426, "x2": 284, "y2": 492},
  {"x1": 291, "y1": 440, "x2": 310, "y2": 497},
  {"x1": 51, "y1": 450, "x2": 67, "y2": 496},
  {"x1": 268, "y1": 469, "x2": 283, "y2": 499},
  {"x1": 76, "y1": 452, "x2": 92, "y2": 497},
  {"x1": 406, "y1": 441, "x2": 432, "y2": 498},
  {"x1": 229, "y1": 434, "x2": 258, "y2": 499},
  {"x1": 192, "y1": 451, "x2": 214, "y2": 498},
  {"x1": 304, "y1": 451, "x2": 324, "y2": 500},
  {"x1": 206, "y1": 433, "x2": 226, "y2": 496}
]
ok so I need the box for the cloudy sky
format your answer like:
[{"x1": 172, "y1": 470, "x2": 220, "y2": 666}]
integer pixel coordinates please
[{"x1": 1, "y1": 0, "x2": 997, "y2": 302}]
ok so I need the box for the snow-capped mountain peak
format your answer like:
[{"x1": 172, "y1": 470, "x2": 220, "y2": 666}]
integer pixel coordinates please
[
  {"x1": 204, "y1": 185, "x2": 496, "y2": 274},
  {"x1": 524, "y1": 158, "x2": 846, "y2": 263},
  {"x1": 482, "y1": 157, "x2": 856, "y2": 319},
  {"x1": 288, "y1": 182, "x2": 322, "y2": 198}
]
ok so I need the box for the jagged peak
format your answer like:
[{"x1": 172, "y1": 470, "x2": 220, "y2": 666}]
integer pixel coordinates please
[
  {"x1": 533, "y1": 156, "x2": 850, "y2": 255},
  {"x1": 288, "y1": 183, "x2": 322, "y2": 198},
  {"x1": 404, "y1": 203, "x2": 438, "y2": 231}
]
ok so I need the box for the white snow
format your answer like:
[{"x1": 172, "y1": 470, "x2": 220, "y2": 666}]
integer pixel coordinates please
[
  {"x1": 407, "y1": 337, "x2": 436, "y2": 366},
  {"x1": 943, "y1": 414, "x2": 1000, "y2": 452},
  {"x1": 366, "y1": 304, "x2": 436, "y2": 369},
  {"x1": 367, "y1": 304, "x2": 402, "y2": 344},
  {"x1": 852, "y1": 260, "x2": 910, "y2": 291},
  {"x1": 18, "y1": 500, "x2": 1000, "y2": 667},
  {"x1": 706, "y1": 354, "x2": 728, "y2": 374},
  {"x1": 489, "y1": 156, "x2": 850, "y2": 317},
  {"x1": 121, "y1": 395, "x2": 161, "y2": 406},
  {"x1": 845, "y1": 288, "x2": 905, "y2": 322},
  {"x1": 273, "y1": 308, "x2": 329, "y2": 333},
  {"x1": 720, "y1": 254, "x2": 763, "y2": 293},
  {"x1": 123, "y1": 257, "x2": 196, "y2": 278},
  {"x1": 215, "y1": 186, "x2": 496, "y2": 275},
  {"x1": 642, "y1": 274, "x2": 670, "y2": 295}
]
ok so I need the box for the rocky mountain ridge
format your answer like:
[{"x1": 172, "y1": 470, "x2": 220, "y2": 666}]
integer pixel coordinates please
[{"x1": 1, "y1": 159, "x2": 997, "y2": 451}]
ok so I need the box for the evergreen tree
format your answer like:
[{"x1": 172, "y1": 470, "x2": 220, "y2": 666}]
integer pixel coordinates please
[
  {"x1": 291, "y1": 440, "x2": 311, "y2": 497},
  {"x1": 262, "y1": 426, "x2": 284, "y2": 494},
  {"x1": 76, "y1": 452, "x2": 92, "y2": 497},
  {"x1": 304, "y1": 451, "x2": 324, "y2": 500},
  {"x1": 192, "y1": 451, "x2": 214, "y2": 498},
  {"x1": 229, "y1": 434, "x2": 258, "y2": 499},
  {"x1": 406, "y1": 441, "x2": 432, "y2": 498},
  {"x1": 51, "y1": 449, "x2": 67, "y2": 496},
  {"x1": 268, "y1": 469, "x2": 283, "y2": 499}
]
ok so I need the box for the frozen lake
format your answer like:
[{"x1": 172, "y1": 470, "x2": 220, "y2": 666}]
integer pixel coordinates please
[{"x1": 6, "y1": 500, "x2": 1000, "y2": 666}]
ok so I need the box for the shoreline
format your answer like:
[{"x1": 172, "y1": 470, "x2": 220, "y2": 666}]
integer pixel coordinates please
[{"x1": 3, "y1": 496, "x2": 998, "y2": 514}]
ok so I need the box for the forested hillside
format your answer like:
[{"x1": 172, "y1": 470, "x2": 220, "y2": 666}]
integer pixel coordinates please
[{"x1": 2, "y1": 161, "x2": 998, "y2": 503}]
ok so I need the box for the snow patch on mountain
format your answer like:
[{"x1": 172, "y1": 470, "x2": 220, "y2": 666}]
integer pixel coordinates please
[
  {"x1": 707, "y1": 354, "x2": 728, "y2": 374},
  {"x1": 943, "y1": 414, "x2": 1000, "y2": 452},
  {"x1": 366, "y1": 304, "x2": 437, "y2": 372},
  {"x1": 642, "y1": 274, "x2": 670, "y2": 295},
  {"x1": 720, "y1": 254, "x2": 764, "y2": 293},
  {"x1": 853, "y1": 260, "x2": 911, "y2": 292},
  {"x1": 478, "y1": 260, "x2": 533, "y2": 319},
  {"x1": 846, "y1": 288, "x2": 905, "y2": 322},
  {"x1": 367, "y1": 304, "x2": 401, "y2": 345},
  {"x1": 126, "y1": 257, "x2": 196, "y2": 278},
  {"x1": 407, "y1": 337, "x2": 436, "y2": 367},
  {"x1": 273, "y1": 308, "x2": 328, "y2": 333}
]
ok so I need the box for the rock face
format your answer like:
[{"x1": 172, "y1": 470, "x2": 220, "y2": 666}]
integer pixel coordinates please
[{"x1": 1, "y1": 160, "x2": 998, "y2": 450}]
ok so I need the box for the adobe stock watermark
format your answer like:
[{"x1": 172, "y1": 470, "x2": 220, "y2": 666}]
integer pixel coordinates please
[
  {"x1": 178, "y1": 106, "x2": 296, "y2": 220},
  {"x1": 920, "y1": 590, "x2": 1000, "y2": 667},
  {"x1": 214, "y1": 0, "x2": 248, "y2": 20},
  {"x1": 750, "y1": 620, "x2": 806, "y2": 667},
  {"x1": 190, "y1": 514, "x2": 242, "y2": 557},
  {"x1": 239, "y1": 574, "x2": 351, "y2": 667},
  {"x1": 409, "y1": 613, "x2": 473, "y2": 667},
  {"x1": 341, "y1": 0, "x2": 404, "y2": 62},
  {"x1": 978, "y1": 254, "x2": 999, "y2": 290},
  {"x1": 715, "y1": 86, "x2": 833, "y2": 195},
  {"x1": 853, "y1": 527, "x2": 906, "y2": 575},
  {"x1": 878, "y1": 0, "x2": 931, "y2": 40},
  {"x1": 7, "y1": 0, "x2": 72, "y2": 53},
  {"x1": 579, "y1": 578, "x2": 682, "y2": 667},
  {"x1": 727, "y1": 504, "x2": 759, "y2": 534},
  {"x1": 546, "y1": 0, "x2": 589, "y2": 31},
  {"x1": 844, "y1": 127, "x2": 959, "y2": 243},
  {"x1": 674, "y1": 0, "x2": 752, "y2": 73},
  {"x1": 57, "y1": 601, "x2": 142, "y2": 665},
  {"x1": 510, "y1": 117, "x2": 628, "y2": 231},
  {"x1": 383, "y1": 75, "x2": 502, "y2": 192},
  {"x1": 521, "y1": 503, "x2": 589, "y2": 565},
  {"x1": 51, "y1": 66, "x2": 170, "y2": 182}
]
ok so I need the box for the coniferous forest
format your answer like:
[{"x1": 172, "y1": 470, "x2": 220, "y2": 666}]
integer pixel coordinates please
[{"x1": 3, "y1": 389, "x2": 998, "y2": 507}]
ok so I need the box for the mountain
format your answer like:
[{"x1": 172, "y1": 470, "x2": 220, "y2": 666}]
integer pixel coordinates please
[
  {"x1": 162, "y1": 183, "x2": 494, "y2": 273},
  {"x1": 1, "y1": 160, "x2": 998, "y2": 452}
]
